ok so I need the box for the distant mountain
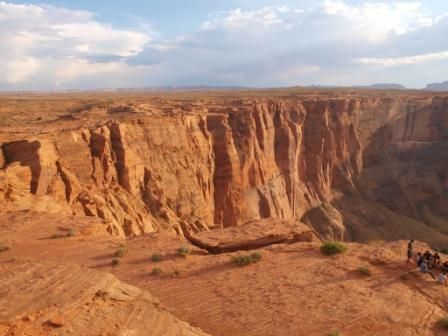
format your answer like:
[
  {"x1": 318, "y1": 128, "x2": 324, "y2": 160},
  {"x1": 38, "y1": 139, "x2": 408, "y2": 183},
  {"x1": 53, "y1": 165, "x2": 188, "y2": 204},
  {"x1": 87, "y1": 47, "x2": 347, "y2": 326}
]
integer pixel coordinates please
[
  {"x1": 122, "y1": 86, "x2": 247, "y2": 91},
  {"x1": 357, "y1": 83, "x2": 407, "y2": 90},
  {"x1": 424, "y1": 81, "x2": 448, "y2": 91}
]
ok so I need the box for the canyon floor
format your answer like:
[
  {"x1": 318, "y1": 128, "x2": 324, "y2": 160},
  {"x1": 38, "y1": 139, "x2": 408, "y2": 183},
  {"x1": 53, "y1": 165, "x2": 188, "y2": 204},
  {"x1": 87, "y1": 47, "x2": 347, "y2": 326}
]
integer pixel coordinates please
[{"x1": 2, "y1": 211, "x2": 448, "y2": 336}]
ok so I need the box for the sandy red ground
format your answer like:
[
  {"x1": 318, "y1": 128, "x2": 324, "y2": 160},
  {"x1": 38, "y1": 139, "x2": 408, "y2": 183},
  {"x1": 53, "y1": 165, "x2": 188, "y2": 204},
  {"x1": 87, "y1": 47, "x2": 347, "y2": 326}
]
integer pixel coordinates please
[{"x1": 1, "y1": 211, "x2": 448, "y2": 335}]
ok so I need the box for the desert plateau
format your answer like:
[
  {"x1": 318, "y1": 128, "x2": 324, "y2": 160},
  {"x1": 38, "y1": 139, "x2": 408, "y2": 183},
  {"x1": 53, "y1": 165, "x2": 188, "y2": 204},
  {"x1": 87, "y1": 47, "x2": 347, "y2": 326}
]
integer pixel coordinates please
[{"x1": 1, "y1": 89, "x2": 448, "y2": 335}]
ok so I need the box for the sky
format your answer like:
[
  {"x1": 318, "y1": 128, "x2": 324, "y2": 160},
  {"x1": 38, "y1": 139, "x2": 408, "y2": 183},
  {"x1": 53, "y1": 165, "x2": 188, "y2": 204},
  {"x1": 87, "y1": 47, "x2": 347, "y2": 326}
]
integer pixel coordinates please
[{"x1": 1, "y1": 0, "x2": 448, "y2": 90}]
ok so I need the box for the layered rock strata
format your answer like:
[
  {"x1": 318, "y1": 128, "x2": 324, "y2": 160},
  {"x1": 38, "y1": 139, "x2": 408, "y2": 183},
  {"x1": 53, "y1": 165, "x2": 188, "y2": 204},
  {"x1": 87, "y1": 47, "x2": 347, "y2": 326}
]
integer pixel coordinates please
[{"x1": 1, "y1": 93, "x2": 448, "y2": 245}]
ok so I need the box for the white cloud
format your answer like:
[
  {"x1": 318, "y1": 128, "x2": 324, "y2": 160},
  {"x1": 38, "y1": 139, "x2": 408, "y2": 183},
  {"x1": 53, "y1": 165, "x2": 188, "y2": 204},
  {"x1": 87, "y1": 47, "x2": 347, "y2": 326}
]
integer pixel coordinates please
[
  {"x1": 202, "y1": 6, "x2": 303, "y2": 30},
  {"x1": 54, "y1": 59, "x2": 123, "y2": 82},
  {"x1": 164, "y1": 0, "x2": 447, "y2": 87},
  {"x1": 4, "y1": 57, "x2": 39, "y2": 83},
  {"x1": 51, "y1": 22, "x2": 149, "y2": 57},
  {"x1": 0, "y1": 1, "x2": 150, "y2": 58},
  {"x1": 0, "y1": 0, "x2": 447, "y2": 89},
  {"x1": 0, "y1": 1, "x2": 151, "y2": 87},
  {"x1": 322, "y1": 0, "x2": 434, "y2": 41},
  {"x1": 358, "y1": 50, "x2": 448, "y2": 66}
]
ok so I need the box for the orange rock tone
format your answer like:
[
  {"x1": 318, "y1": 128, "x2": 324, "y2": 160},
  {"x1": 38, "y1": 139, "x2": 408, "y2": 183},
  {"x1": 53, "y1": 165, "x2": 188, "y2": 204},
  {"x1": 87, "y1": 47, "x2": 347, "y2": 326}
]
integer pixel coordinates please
[{"x1": 1, "y1": 90, "x2": 448, "y2": 245}]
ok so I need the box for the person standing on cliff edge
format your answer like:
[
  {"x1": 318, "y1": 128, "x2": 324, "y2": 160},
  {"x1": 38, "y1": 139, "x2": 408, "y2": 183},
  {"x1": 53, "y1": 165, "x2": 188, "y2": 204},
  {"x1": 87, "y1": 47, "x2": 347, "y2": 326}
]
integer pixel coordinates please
[{"x1": 407, "y1": 240, "x2": 414, "y2": 263}]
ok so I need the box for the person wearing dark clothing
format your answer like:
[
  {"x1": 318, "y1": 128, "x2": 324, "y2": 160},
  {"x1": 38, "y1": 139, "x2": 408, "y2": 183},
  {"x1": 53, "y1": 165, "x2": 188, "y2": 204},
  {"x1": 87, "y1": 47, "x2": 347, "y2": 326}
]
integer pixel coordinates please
[
  {"x1": 407, "y1": 240, "x2": 414, "y2": 262},
  {"x1": 434, "y1": 253, "x2": 441, "y2": 267},
  {"x1": 417, "y1": 252, "x2": 424, "y2": 267},
  {"x1": 420, "y1": 260, "x2": 436, "y2": 279},
  {"x1": 428, "y1": 254, "x2": 434, "y2": 269},
  {"x1": 423, "y1": 250, "x2": 433, "y2": 268},
  {"x1": 442, "y1": 261, "x2": 448, "y2": 272}
]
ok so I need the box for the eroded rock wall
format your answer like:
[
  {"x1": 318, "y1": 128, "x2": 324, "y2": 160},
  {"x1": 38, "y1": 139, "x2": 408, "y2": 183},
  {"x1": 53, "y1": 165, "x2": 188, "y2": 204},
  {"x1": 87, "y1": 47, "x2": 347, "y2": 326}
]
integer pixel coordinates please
[{"x1": 1, "y1": 95, "x2": 448, "y2": 243}]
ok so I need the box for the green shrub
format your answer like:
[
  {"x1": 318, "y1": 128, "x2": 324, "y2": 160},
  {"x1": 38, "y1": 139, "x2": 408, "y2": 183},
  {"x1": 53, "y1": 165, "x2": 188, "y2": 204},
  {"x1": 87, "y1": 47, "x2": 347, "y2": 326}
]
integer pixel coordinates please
[
  {"x1": 357, "y1": 266, "x2": 372, "y2": 276},
  {"x1": 325, "y1": 331, "x2": 340, "y2": 336},
  {"x1": 0, "y1": 244, "x2": 10, "y2": 253},
  {"x1": 232, "y1": 255, "x2": 252, "y2": 266},
  {"x1": 51, "y1": 229, "x2": 75, "y2": 239},
  {"x1": 151, "y1": 267, "x2": 162, "y2": 276},
  {"x1": 399, "y1": 273, "x2": 409, "y2": 281},
  {"x1": 231, "y1": 252, "x2": 262, "y2": 267},
  {"x1": 115, "y1": 246, "x2": 128, "y2": 258},
  {"x1": 111, "y1": 258, "x2": 120, "y2": 266},
  {"x1": 151, "y1": 253, "x2": 162, "y2": 262},
  {"x1": 320, "y1": 242, "x2": 347, "y2": 256},
  {"x1": 176, "y1": 246, "x2": 191, "y2": 258},
  {"x1": 439, "y1": 318, "x2": 448, "y2": 330},
  {"x1": 250, "y1": 252, "x2": 262, "y2": 262},
  {"x1": 115, "y1": 249, "x2": 125, "y2": 258}
]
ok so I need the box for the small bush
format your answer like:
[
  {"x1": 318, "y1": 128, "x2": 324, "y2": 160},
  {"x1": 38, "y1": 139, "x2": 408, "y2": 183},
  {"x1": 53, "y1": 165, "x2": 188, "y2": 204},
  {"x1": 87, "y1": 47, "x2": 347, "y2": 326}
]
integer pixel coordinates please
[
  {"x1": 232, "y1": 255, "x2": 253, "y2": 266},
  {"x1": 0, "y1": 244, "x2": 11, "y2": 253},
  {"x1": 111, "y1": 258, "x2": 120, "y2": 266},
  {"x1": 151, "y1": 267, "x2": 162, "y2": 276},
  {"x1": 176, "y1": 246, "x2": 191, "y2": 258},
  {"x1": 250, "y1": 252, "x2": 262, "y2": 262},
  {"x1": 115, "y1": 246, "x2": 128, "y2": 258},
  {"x1": 115, "y1": 249, "x2": 125, "y2": 258},
  {"x1": 51, "y1": 229, "x2": 75, "y2": 239},
  {"x1": 439, "y1": 318, "x2": 448, "y2": 330},
  {"x1": 151, "y1": 253, "x2": 162, "y2": 262},
  {"x1": 399, "y1": 273, "x2": 409, "y2": 281},
  {"x1": 320, "y1": 242, "x2": 347, "y2": 256},
  {"x1": 325, "y1": 331, "x2": 340, "y2": 336},
  {"x1": 231, "y1": 252, "x2": 262, "y2": 267},
  {"x1": 357, "y1": 266, "x2": 372, "y2": 276}
]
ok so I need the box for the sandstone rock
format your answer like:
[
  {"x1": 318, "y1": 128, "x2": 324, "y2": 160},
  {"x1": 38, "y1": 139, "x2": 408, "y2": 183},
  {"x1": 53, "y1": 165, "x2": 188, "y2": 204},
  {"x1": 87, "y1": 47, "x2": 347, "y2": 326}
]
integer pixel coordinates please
[
  {"x1": 189, "y1": 219, "x2": 320, "y2": 254},
  {"x1": 0, "y1": 93, "x2": 448, "y2": 246},
  {"x1": 0, "y1": 262, "x2": 209, "y2": 336},
  {"x1": 0, "y1": 145, "x2": 4, "y2": 168},
  {"x1": 48, "y1": 313, "x2": 64, "y2": 327},
  {"x1": 301, "y1": 202, "x2": 345, "y2": 241},
  {"x1": 22, "y1": 315, "x2": 34, "y2": 322}
]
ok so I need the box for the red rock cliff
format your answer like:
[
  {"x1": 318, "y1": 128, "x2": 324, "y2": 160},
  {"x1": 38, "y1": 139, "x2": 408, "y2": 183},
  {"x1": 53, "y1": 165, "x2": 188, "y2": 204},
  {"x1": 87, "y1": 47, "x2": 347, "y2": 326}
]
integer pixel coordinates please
[{"x1": 1, "y1": 93, "x2": 448, "y2": 245}]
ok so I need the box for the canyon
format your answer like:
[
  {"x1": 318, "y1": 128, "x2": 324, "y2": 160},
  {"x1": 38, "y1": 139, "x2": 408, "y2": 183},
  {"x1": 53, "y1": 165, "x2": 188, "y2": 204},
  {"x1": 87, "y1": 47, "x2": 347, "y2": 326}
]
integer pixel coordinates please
[
  {"x1": 1, "y1": 89, "x2": 448, "y2": 246},
  {"x1": 2, "y1": 88, "x2": 448, "y2": 335}
]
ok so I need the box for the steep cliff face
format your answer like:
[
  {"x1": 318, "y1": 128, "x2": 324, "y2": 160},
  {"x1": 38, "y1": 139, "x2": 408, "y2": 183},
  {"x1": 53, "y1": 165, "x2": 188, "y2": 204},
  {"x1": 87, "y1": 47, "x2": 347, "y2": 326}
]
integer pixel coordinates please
[{"x1": 1, "y1": 93, "x2": 448, "y2": 245}]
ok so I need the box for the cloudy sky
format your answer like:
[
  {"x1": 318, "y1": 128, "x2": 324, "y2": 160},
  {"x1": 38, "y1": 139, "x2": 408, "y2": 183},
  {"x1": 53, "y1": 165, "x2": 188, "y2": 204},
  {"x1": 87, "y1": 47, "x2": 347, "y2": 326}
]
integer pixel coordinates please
[{"x1": 1, "y1": 0, "x2": 447, "y2": 90}]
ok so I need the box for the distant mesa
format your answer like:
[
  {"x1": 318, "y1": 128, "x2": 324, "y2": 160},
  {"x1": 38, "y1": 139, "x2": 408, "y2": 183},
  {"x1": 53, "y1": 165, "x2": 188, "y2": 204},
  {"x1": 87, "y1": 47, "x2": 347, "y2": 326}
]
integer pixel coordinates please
[
  {"x1": 306, "y1": 83, "x2": 407, "y2": 90},
  {"x1": 355, "y1": 83, "x2": 407, "y2": 90},
  {"x1": 424, "y1": 80, "x2": 448, "y2": 91}
]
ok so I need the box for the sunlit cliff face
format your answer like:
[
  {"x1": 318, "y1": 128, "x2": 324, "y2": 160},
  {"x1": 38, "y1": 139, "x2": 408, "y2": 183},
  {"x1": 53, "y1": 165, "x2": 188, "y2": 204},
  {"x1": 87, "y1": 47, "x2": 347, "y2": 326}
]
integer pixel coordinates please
[{"x1": 1, "y1": 93, "x2": 448, "y2": 247}]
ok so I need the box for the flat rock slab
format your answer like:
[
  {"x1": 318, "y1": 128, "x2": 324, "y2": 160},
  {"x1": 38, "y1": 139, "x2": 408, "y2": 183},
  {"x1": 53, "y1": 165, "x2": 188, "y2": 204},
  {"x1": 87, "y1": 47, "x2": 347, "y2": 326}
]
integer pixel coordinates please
[
  {"x1": 189, "y1": 219, "x2": 320, "y2": 254},
  {"x1": 0, "y1": 261, "x2": 209, "y2": 336}
]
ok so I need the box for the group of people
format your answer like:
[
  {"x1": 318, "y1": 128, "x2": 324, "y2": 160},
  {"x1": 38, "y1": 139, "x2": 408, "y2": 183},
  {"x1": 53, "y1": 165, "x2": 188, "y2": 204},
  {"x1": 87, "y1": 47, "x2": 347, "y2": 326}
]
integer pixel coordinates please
[{"x1": 407, "y1": 240, "x2": 448, "y2": 285}]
